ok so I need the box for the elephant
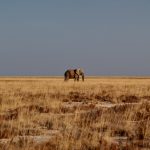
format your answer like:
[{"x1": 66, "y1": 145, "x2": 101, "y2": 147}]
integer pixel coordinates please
[{"x1": 64, "y1": 68, "x2": 84, "y2": 81}]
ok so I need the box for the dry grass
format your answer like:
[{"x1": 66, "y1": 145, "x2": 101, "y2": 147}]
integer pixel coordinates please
[{"x1": 0, "y1": 77, "x2": 150, "y2": 150}]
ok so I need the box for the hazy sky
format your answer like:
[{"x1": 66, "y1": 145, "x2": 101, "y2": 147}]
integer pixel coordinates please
[{"x1": 0, "y1": 0, "x2": 150, "y2": 76}]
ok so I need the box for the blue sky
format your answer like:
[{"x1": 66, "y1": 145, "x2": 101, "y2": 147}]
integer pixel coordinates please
[{"x1": 0, "y1": 0, "x2": 150, "y2": 75}]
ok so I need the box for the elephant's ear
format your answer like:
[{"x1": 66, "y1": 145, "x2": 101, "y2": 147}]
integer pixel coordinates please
[
  {"x1": 76, "y1": 69, "x2": 80, "y2": 75},
  {"x1": 81, "y1": 68, "x2": 84, "y2": 73},
  {"x1": 79, "y1": 68, "x2": 84, "y2": 74}
]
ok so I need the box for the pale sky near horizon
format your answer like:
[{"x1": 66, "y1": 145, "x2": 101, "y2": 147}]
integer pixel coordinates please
[{"x1": 0, "y1": 0, "x2": 150, "y2": 76}]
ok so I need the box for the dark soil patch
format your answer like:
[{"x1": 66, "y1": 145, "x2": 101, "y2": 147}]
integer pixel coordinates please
[
  {"x1": 68, "y1": 91, "x2": 90, "y2": 102},
  {"x1": 118, "y1": 95, "x2": 139, "y2": 103}
]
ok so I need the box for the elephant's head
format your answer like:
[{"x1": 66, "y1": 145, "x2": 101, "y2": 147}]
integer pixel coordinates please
[{"x1": 76, "y1": 68, "x2": 84, "y2": 81}]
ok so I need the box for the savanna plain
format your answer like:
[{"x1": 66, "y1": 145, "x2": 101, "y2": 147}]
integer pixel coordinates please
[{"x1": 0, "y1": 77, "x2": 150, "y2": 150}]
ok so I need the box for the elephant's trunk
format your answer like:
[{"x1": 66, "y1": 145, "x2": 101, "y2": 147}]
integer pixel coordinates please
[{"x1": 82, "y1": 74, "x2": 84, "y2": 81}]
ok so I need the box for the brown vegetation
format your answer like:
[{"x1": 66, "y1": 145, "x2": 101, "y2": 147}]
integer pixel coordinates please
[{"x1": 0, "y1": 77, "x2": 150, "y2": 150}]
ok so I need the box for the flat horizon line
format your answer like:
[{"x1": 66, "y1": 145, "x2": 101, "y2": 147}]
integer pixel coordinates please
[{"x1": 0, "y1": 75, "x2": 150, "y2": 79}]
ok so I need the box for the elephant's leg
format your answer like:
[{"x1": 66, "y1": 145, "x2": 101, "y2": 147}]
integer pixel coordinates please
[
  {"x1": 75, "y1": 74, "x2": 79, "y2": 82},
  {"x1": 74, "y1": 76, "x2": 76, "y2": 82},
  {"x1": 74, "y1": 70, "x2": 77, "y2": 82},
  {"x1": 77, "y1": 76, "x2": 79, "y2": 81},
  {"x1": 64, "y1": 76, "x2": 69, "y2": 81},
  {"x1": 64, "y1": 75, "x2": 68, "y2": 81}
]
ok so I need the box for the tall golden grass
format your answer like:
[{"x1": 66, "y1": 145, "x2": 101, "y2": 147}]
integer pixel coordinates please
[{"x1": 0, "y1": 77, "x2": 150, "y2": 150}]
